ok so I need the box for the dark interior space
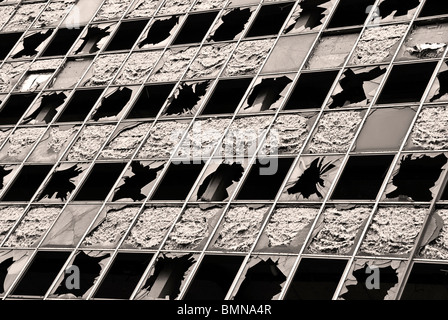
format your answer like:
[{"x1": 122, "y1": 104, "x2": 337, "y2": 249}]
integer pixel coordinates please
[
  {"x1": 244, "y1": 76, "x2": 292, "y2": 112},
  {"x1": 245, "y1": 2, "x2": 295, "y2": 37},
  {"x1": 37, "y1": 164, "x2": 84, "y2": 202},
  {"x1": 138, "y1": 16, "x2": 179, "y2": 47},
  {"x1": 0, "y1": 256, "x2": 15, "y2": 293},
  {"x1": 0, "y1": 32, "x2": 22, "y2": 60},
  {"x1": 163, "y1": 81, "x2": 210, "y2": 116},
  {"x1": 173, "y1": 12, "x2": 219, "y2": 45},
  {"x1": 327, "y1": 0, "x2": 375, "y2": 28},
  {"x1": 91, "y1": 87, "x2": 133, "y2": 121},
  {"x1": 56, "y1": 89, "x2": 103, "y2": 123},
  {"x1": 74, "y1": 25, "x2": 112, "y2": 54},
  {"x1": 0, "y1": 93, "x2": 38, "y2": 125},
  {"x1": 105, "y1": 19, "x2": 149, "y2": 51},
  {"x1": 12, "y1": 29, "x2": 53, "y2": 59},
  {"x1": 22, "y1": 92, "x2": 67, "y2": 124},
  {"x1": 209, "y1": 8, "x2": 252, "y2": 42},
  {"x1": 419, "y1": 0, "x2": 448, "y2": 17},
  {"x1": 284, "y1": 0, "x2": 332, "y2": 32},
  {"x1": 41, "y1": 28, "x2": 83, "y2": 57},
  {"x1": 2, "y1": 165, "x2": 53, "y2": 201},
  {"x1": 126, "y1": 83, "x2": 175, "y2": 119},
  {"x1": 378, "y1": 0, "x2": 420, "y2": 19},
  {"x1": 401, "y1": 263, "x2": 448, "y2": 300},
  {"x1": 429, "y1": 61, "x2": 448, "y2": 102}
]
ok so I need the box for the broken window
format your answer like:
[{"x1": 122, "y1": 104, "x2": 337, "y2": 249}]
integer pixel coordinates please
[
  {"x1": 185, "y1": 43, "x2": 235, "y2": 79},
  {"x1": 134, "y1": 253, "x2": 197, "y2": 300},
  {"x1": 1, "y1": 165, "x2": 52, "y2": 202},
  {"x1": 354, "y1": 107, "x2": 416, "y2": 152},
  {"x1": 240, "y1": 75, "x2": 293, "y2": 114},
  {"x1": 80, "y1": 53, "x2": 127, "y2": 87},
  {"x1": 49, "y1": 57, "x2": 94, "y2": 90},
  {"x1": 402, "y1": 262, "x2": 448, "y2": 300},
  {"x1": 331, "y1": 155, "x2": 394, "y2": 200},
  {"x1": 427, "y1": 61, "x2": 448, "y2": 102},
  {"x1": 64, "y1": 124, "x2": 115, "y2": 161},
  {"x1": 0, "y1": 93, "x2": 38, "y2": 125},
  {"x1": 0, "y1": 206, "x2": 25, "y2": 243},
  {"x1": 33, "y1": 0, "x2": 75, "y2": 28},
  {"x1": 93, "y1": 253, "x2": 154, "y2": 299},
  {"x1": 284, "y1": 0, "x2": 334, "y2": 34},
  {"x1": 285, "y1": 258, "x2": 348, "y2": 300},
  {"x1": 236, "y1": 158, "x2": 294, "y2": 200},
  {"x1": 339, "y1": 259, "x2": 407, "y2": 300},
  {"x1": 3, "y1": 206, "x2": 62, "y2": 247},
  {"x1": 200, "y1": 77, "x2": 252, "y2": 115},
  {"x1": 280, "y1": 156, "x2": 341, "y2": 201},
  {"x1": 61, "y1": 0, "x2": 103, "y2": 27},
  {"x1": 383, "y1": 153, "x2": 448, "y2": 202},
  {"x1": 192, "y1": 161, "x2": 244, "y2": 201},
  {"x1": 22, "y1": 91, "x2": 67, "y2": 125},
  {"x1": 89, "y1": 86, "x2": 135, "y2": 121},
  {"x1": 93, "y1": 0, "x2": 134, "y2": 22},
  {"x1": 9, "y1": 251, "x2": 71, "y2": 297},
  {"x1": 136, "y1": 120, "x2": 190, "y2": 159},
  {"x1": 149, "y1": 47, "x2": 198, "y2": 82},
  {"x1": 223, "y1": 39, "x2": 275, "y2": 76},
  {"x1": 105, "y1": 19, "x2": 149, "y2": 51},
  {"x1": 41, "y1": 28, "x2": 83, "y2": 57},
  {"x1": 230, "y1": 255, "x2": 294, "y2": 300},
  {"x1": 2, "y1": 2, "x2": 46, "y2": 32},
  {"x1": 111, "y1": 161, "x2": 165, "y2": 202},
  {"x1": 163, "y1": 206, "x2": 224, "y2": 250},
  {"x1": 245, "y1": 2, "x2": 294, "y2": 37},
  {"x1": 0, "y1": 250, "x2": 32, "y2": 296},
  {"x1": 72, "y1": 23, "x2": 114, "y2": 55},
  {"x1": 73, "y1": 162, "x2": 126, "y2": 201},
  {"x1": 36, "y1": 163, "x2": 87, "y2": 203},
  {"x1": 418, "y1": 208, "x2": 448, "y2": 259},
  {"x1": 10, "y1": 29, "x2": 53, "y2": 59},
  {"x1": 207, "y1": 7, "x2": 254, "y2": 42},
  {"x1": 376, "y1": 62, "x2": 437, "y2": 104},
  {"x1": 150, "y1": 163, "x2": 205, "y2": 200},
  {"x1": 209, "y1": 205, "x2": 269, "y2": 252},
  {"x1": 173, "y1": 11, "x2": 219, "y2": 45},
  {"x1": 51, "y1": 250, "x2": 111, "y2": 299},
  {"x1": 17, "y1": 70, "x2": 54, "y2": 93},
  {"x1": 56, "y1": 89, "x2": 103, "y2": 123},
  {"x1": 263, "y1": 34, "x2": 317, "y2": 74},
  {"x1": 0, "y1": 126, "x2": 47, "y2": 162},
  {"x1": 359, "y1": 206, "x2": 428, "y2": 256},
  {"x1": 327, "y1": 0, "x2": 375, "y2": 28},
  {"x1": 162, "y1": 81, "x2": 210, "y2": 117},
  {"x1": 307, "y1": 205, "x2": 371, "y2": 255},
  {"x1": 81, "y1": 206, "x2": 140, "y2": 248},
  {"x1": 137, "y1": 16, "x2": 180, "y2": 48},
  {"x1": 305, "y1": 33, "x2": 359, "y2": 70},
  {"x1": 0, "y1": 32, "x2": 22, "y2": 60},
  {"x1": 183, "y1": 255, "x2": 244, "y2": 300},
  {"x1": 419, "y1": 0, "x2": 448, "y2": 17},
  {"x1": 126, "y1": 83, "x2": 175, "y2": 119},
  {"x1": 376, "y1": 0, "x2": 421, "y2": 22},
  {"x1": 122, "y1": 206, "x2": 180, "y2": 249},
  {"x1": 41, "y1": 204, "x2": 102, "y2": 248},
  {"x1": 283, "y1": 71, "x2": 338, "y2": 110},
  {"x1": 0, "y1": 61, "x2": 30, "y2": 93},
  {"x1": 306, "y1": 110, "x2": 364, "y2": 154},
  {"x1": 126, "y1": 0, "x2": 161, "y2": 18}
]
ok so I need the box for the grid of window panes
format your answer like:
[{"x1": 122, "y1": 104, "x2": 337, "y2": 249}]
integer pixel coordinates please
[{"x1": 0, "y1": 0, "x2": 447, "y2": 300}]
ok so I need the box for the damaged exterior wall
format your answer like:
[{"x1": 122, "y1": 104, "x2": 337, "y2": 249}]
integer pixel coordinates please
[
  {"x1": 115, "y1": 51, "x2": 162, "y2": 85},
  {"x1": 185, "y1": 44, "x2": 235, "y2": 79},
  {"x1": 149, "y1": 47, "x2": 198, "y2": 82},
  {"x1": 0, "y1": 207, "x2": 23, "y2": 243},
  {"x1": 127, "y1": 0, "x2": 160, "y2": 18},
  {"x1": 94, "y1": 0, "x2": 133, "y2": 21},
  {"x1": 83, "y1": 54, "x2": 127, "y2": 87},
  {"x1": 410, "y1": 106, "x2": 448, "y2": 150},
  {"x1": 0, "y1": 5, "x2": 15, "y2": 31},
  {"x1": 0, "y1": 62, "x2": 30, "y2": 92},
  {"x1": 158, "y1": 0, "x2": 195, "y2": 15},
  {"x1": 2, "y1": 3, "x2": 46, "y2": 32},
  {"x1": 193, "y1": 0, "x2": 227, "y2": 11},
  {"x1": 34, "y1": 0, "x2": 76, "y2": 28},
  {"x1": 47, "y1": 126, "x2": 78, "y2": 155},
  {"x1": 66, "y1": 124, "x2": 115, "y2": 161},
  {"x1": 3, "y1": 127, "x2": 46, "y2": 158},
  {"x1": 419, "y1": 209, "x2": 448, "y2": 259}
]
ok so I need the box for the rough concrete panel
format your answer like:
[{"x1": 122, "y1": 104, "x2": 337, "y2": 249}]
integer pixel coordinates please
[
  {"x1": 0, "y1": 5, "x2": 15, "y2": 31},
  {"x1": 2, "y1": 3, "x2": 46, "y2": 32},
  {"x1": 4, "y1": 207, "x2": 61, "y2": 247},
  {"x1": 48, "y1": 127, "x2": 78, "y2": 154},
  {"x1": 124, "y1": 206, "x2": 179, "y2": 248},
  {"x1": 265, "y1": 207, "x2": 319, "y2": 247},
  {"x1": 148, "y1": 47, "x2": 198, "y2": 82},
  {"x1": 158, "y1": 0, "x2": 195, "y2": 15},
  {"x1": 66, "y1": 124, "x2": 115, "y2": 161},
  {"x1": 308, "y1": 206, "x2": 371, "y2": 254},
  {"x1": 29, "y1": 58, "x2": 64, "y2": 71},
  {"x1": 115, "y1": 51, "x2": 162, "y2": 85},
  {"x1": 101, "y1": 123, "x2": 153, "y2": 159},
  {"x1": 34, "y1": 0, "x2": 75, "y2": 28},
  {"x1": 127, "y1": 0, "x2": 159, "y2": 18},
  {"x1": 164, "y1": 206, "x2": 222, "y2": 250},
  {"x1": 82, "y1": 206, "x2": 138, "y2": 247},
  {"x1": 137, "y1": 121, "x2": 189, "y2": 159},
  {"x1": 350, "y1": 25, "x2": 408, "y2": 65},
  {"x1": 410, "y1": 106, "x2": 448, "y2": 150},
  {"x1": 177, "y1": 118, "x2": 231, "y2": 158},
  {"x1": 186, "y1": 43, "x2": 235, "y2": 79},
  {"x1": 224, "y1": 39, "x2": 275, "y2": 76},
  {"x1": 83, "y1": 53, "x2": 127, "y2": 87},
  {"x1": 193, "y1": 0, "x2": 227, "y2": 10},
  {"x1": 0, "y1": 62, "x2": 30, "y2": 92},
  {"x1": 307, "y1": 111, "x2": 363, "y2": 154},
  {"x1": 420, "y1": 209, "x2": 448, "y2": 259},
  {"x1": 0, "y1": 206, "x2": 23, "y2": 242},
  {"x1": 6, "y1": 127, "x2": 46, "y2": 157},
  {"x1": 0, "y1": 129, "x2": 10, "y2": 147},
  {"x1": 94, "y1": 0, "x2": 133, "y2": 21},
  {"x1": 214, "y1": 206, "x2": 267, "y2": 251},
  {"x1": 360, "y1": 206, "x2": 428, "y2": 256}
]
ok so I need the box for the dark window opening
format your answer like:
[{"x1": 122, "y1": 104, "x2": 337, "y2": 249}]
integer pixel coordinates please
[
  {"x1": 209, "y1": 8, "x2": 252, "y2": 42},
  {"x1": 0, "y1": 32, "x2": 22, "y2": 60},
  {"x1": 402, "y1": 263, "x2": 448, "y2": 300},
  {"x1": 105, "y1": 20, "x2": 149, "y2": 51},
  {"x1": 184, "y1": 255, "x2": 244, "y2": 300},
  {"x1": 73, "y1": 25, "x2": 112, "y2": 55},
  {"x1": 197, "y1": 162, "x2": 244, "y2": 201},
  {"x1": 327, "y1": 0, "x2": 375, "y2": 28},
  {"x1": 173, "y1": 12, "x2": 218, "y2": 45},
  {"x1": 138, "y1": 16, "x2": 179, "y2": 47},
  {"x1": 376, "y1": 62, "x2": 437, "y2": 104},
  {"x1": 243, "y1": 76, "x2": 292, "y2": 113},
  {"x1": 74, "y1": 163, "x2": 126, "y2": 201},
  {"x1": 0, "y1": 93, "x2": 38, "y2": 125},
  {"x1": 284, "y1": 71, "x2": 338, "y2": 110},
  {"x1": 378, "y1": 0, "x2": 421, "y2": 19},
  {"x1": 12, "y1": 29, "x2": 53, "y2": 59},
  {"x1": 0, "y1": 257, "x2": 15, "y2": 293},
  {"x1": 429, "y1": 62, "x2": 448, "y2": 102},
  {"x1": 2, "y1": 165, "x2": 52, "y2": 201},
  {"x1": 94, "y1": 253, "x2": 154, "y2": 299},
  {"x1": 126, "y1": 83, "x2": 175, "y2": 119},
  {"x1": 56, "y1": 89, "x2": 103, "y2": 123},
  {"x1": 151, "y1": 163, "x2": 205, "y2": 200},
  {"x1": 10, "y1": 251, "x2": 71, "y2": 297},
  {"x1": 419, "y1": 0, "x2": 448, "y2": 17},
  {"x1": 201, "y1": 78, "x2": 252, "y2": 115},
  {"x1": 284, "y1": 0, "x2": 332, "y2": 33},
  {"x1": 237, "y1": 158, "x2": 294, "y2": 200},
  {"x1": 37, "y1": 164, "x2": 84, "y2": 202},
  {"x1": 285, "y1": 258, "x2": 347, "y2": 300},
  {"x1": 246, "y1": 3, "x2": 295, "y2": 37},
  {"x1": 0, "y1": 165, "x2": 12, "y2": 190},
  {"x1": 386, "y1": 154, "x2": 447, "y2": 202},
  {"x1": 22, "y1": 92, "x2": 67, "y2": 124},
  {"x1": 164, "y1": 81, "x2": 210, "y2": 116},
  {"x1": 331, "y1": 155, "x2": 394, "y2": 200},
  {"x1": 41, "y1": 28, "x2": 83, "y2": 57},
  {"x1": 91, "y1": 87, "x2": 133, "y2": 121},
  {"x1": 112, "y1": 161, "x2": 165, "y2": 202}
]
